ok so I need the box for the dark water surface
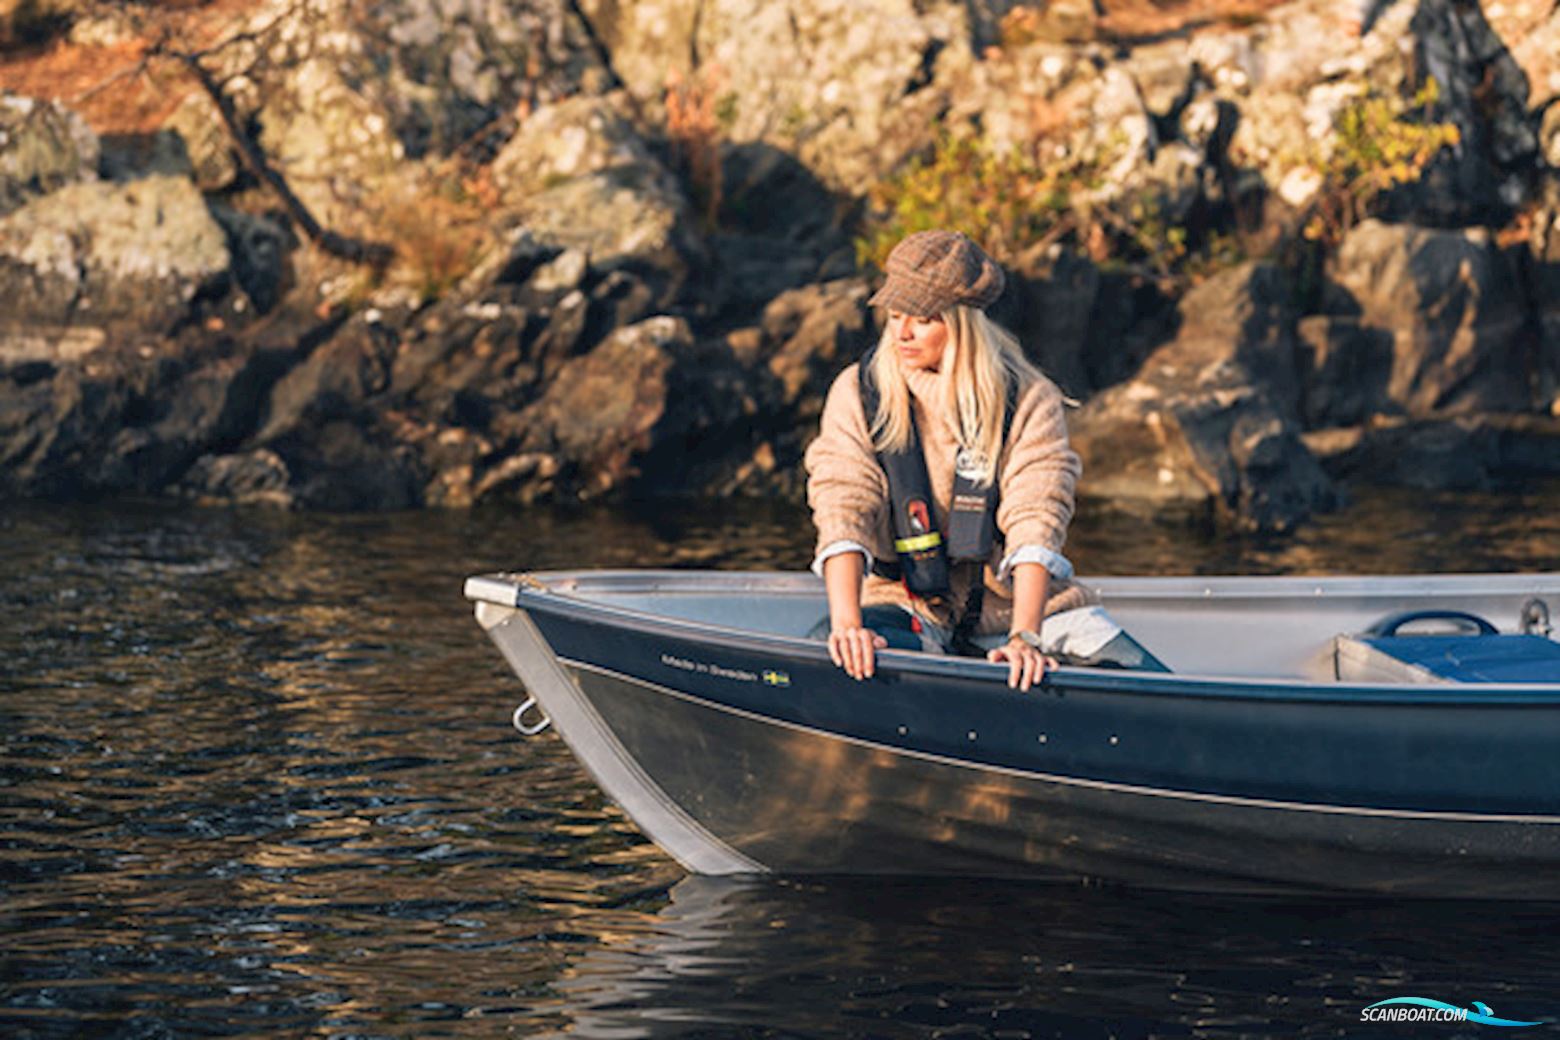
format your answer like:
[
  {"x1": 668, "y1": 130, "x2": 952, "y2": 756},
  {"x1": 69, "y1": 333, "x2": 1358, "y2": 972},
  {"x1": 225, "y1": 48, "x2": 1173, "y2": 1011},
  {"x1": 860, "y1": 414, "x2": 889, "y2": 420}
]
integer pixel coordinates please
[{"x1": 4, "y1": 488, "x2": 1560, "y2": 1039}]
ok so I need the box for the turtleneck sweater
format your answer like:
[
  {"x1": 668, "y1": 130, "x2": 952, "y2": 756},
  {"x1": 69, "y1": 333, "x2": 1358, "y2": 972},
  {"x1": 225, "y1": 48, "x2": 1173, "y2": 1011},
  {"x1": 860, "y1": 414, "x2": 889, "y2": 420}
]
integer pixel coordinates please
[{"x1": 804, "y1": 361, "x2": 1088, "y2": 635}]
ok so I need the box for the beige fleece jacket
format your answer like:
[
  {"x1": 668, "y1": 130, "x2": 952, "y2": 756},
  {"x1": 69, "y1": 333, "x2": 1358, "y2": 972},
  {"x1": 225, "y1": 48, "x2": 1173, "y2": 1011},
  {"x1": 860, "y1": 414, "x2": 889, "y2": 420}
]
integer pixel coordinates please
[{"x1": 805, "y1": 361, "x2": 1089, "y2": 635}]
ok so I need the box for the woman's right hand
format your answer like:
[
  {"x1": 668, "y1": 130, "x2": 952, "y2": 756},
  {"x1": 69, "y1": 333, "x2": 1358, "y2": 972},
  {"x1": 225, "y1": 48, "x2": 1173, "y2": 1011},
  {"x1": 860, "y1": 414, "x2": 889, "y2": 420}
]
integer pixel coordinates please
[{"x1": 829, "y1": 625, "x2": 888, "y2": 680}]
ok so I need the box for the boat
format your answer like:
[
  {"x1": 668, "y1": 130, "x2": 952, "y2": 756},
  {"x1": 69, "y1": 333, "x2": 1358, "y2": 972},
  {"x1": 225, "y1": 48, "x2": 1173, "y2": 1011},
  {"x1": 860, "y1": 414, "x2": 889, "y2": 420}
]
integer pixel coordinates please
[{"x1": 465, "y1": 569, "x2": 1560, "y2": 897}]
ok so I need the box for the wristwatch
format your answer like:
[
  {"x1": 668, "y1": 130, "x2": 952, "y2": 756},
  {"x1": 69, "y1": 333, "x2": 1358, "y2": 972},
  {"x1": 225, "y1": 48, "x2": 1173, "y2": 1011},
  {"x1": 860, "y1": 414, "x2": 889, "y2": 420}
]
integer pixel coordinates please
[{"x1": 1008, "y1": 628, "x2": 1044, "y2": 651}]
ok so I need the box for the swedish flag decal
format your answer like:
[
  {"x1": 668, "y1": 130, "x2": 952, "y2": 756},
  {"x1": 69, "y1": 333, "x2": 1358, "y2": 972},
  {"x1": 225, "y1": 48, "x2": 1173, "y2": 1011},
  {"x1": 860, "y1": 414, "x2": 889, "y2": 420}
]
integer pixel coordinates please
[{"x1": 762, "y1": 669, "x2": 791, "y2": 687}]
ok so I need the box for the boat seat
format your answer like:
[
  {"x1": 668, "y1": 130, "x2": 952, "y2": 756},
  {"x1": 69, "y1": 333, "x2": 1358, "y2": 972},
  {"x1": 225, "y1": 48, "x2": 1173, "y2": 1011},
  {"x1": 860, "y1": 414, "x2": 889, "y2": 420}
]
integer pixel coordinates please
[{"x1": 1332, "y1": 610, "x2": 1560, "y2": 684}]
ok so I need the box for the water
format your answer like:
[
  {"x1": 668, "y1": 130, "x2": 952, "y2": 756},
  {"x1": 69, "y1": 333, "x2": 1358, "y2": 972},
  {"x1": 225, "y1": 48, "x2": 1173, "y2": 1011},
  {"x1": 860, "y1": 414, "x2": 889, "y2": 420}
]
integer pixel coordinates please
[{"x1": 3, "y1": 488, "x2": 1560, "y2": 1039}]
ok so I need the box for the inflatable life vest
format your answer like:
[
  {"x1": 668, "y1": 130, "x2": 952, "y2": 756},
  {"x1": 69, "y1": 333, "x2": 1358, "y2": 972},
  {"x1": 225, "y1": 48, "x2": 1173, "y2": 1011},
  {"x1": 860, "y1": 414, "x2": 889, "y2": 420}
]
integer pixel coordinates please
[{"x1": 858, "y1": 351, "x2": 1016, "y2": 645}]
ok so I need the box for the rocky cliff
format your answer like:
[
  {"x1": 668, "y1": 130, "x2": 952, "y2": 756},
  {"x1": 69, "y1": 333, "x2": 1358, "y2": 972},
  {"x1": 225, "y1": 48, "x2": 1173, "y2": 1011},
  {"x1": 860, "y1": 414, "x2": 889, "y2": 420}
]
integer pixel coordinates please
[{"x1": 2, "y1": 0, "x2": 1559, "y2": 531}]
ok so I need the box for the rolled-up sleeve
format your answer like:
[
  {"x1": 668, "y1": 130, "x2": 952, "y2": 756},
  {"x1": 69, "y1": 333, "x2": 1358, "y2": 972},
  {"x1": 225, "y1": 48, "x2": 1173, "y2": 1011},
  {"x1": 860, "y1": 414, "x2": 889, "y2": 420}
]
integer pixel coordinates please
[
  {"x1": 811, "y1": 539, "x2": 874, "y2": 576},
  {"x1": 997, "y1": 544, "x2": 1074, "y2": 583},
  {"x1": 996, "y1": 378, "x2": 1081, "y2": 561},
  {"x1": 805, "y1": 365, "x2": 892, "y2": 569}
]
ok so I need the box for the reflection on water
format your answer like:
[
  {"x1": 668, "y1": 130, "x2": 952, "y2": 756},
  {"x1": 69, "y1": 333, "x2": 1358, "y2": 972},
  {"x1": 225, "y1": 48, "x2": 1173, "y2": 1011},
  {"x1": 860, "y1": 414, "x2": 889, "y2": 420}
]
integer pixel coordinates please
[
  {"x1": 554, "y1": 875, "x2": 1560, "y2": 1039},
  {"x1": 2, "y1": 486, "x2": 1559, "y2": 1038}
]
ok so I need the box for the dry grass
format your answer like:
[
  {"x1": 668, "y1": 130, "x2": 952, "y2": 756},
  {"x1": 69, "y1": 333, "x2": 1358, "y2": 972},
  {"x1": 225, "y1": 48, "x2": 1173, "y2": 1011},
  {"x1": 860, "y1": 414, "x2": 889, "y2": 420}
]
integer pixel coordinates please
[
  {"x1": 0, "y1": 0, "x2": 248, "y2": 134},
  {"x1": 365, "y1": 160, "x2": 498, "y2": 301},
  {"x1": 999, "y1": 0, "x2": 1291, "y2": 47},
  {"x1": 664, "y1": 63, "x2": 725, "y2": 230},
  {"x1": 1097, "y1": 0, "x2": 1291, "y2": 40}
]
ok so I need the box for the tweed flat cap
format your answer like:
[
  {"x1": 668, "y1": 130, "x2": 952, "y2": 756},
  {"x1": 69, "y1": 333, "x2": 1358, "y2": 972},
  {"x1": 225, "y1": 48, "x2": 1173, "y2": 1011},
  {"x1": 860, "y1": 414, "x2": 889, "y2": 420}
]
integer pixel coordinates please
[{"x1": 868, "y1": 230, "x2": 1006, "y2": 317}]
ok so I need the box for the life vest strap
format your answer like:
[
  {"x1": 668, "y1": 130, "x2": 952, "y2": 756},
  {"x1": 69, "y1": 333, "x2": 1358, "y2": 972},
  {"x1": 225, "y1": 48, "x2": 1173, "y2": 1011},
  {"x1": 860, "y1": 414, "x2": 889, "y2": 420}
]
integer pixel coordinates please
[{"x1": 857, "y1": 348, "x2": 1018, "y2": 637}]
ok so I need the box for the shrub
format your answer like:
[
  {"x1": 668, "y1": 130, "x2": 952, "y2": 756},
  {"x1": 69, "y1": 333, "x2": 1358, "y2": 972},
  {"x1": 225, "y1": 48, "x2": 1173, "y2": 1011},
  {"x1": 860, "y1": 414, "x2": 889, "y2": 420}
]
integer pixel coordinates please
[
  {"x1": 856, "y1": 133, "x2": 1073, "y2": 270},
  {"x1": 1302, "y1": 79, "x2": 1462, "y2": 246},
  {"x1": 856, "y1": 131, "x2": 1206, "y2": 281}
]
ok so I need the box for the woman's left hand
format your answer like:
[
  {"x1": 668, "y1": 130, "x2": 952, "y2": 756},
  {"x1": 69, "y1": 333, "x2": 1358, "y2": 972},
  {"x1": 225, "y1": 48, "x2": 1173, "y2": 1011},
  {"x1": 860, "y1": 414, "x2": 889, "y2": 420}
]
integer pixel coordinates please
[{"x1": 988, "y1": 638, "x2": 1056, "y2": 691}]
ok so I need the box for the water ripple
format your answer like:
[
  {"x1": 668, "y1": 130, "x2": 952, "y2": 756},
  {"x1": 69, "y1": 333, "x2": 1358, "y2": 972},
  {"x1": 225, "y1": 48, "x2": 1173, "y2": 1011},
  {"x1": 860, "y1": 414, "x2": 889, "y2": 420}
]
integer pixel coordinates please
[{"x1": 4, "y1": 489, "x2": 1560, "y2": 1038}]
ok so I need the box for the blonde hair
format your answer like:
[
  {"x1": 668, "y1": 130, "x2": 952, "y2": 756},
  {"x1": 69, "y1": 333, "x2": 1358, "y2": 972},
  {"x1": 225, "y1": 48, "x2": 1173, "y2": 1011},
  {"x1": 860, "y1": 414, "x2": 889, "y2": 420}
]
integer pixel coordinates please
[{"x1": 867, "y1": 307, "x2": 1041, "y2": 486}]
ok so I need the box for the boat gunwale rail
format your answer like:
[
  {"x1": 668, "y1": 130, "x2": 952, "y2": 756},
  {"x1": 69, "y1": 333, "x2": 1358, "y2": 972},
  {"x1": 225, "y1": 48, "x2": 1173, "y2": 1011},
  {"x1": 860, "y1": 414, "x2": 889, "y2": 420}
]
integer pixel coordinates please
[{"x1": 463, "y1": 570, "x2": 1560, "y2": 703}]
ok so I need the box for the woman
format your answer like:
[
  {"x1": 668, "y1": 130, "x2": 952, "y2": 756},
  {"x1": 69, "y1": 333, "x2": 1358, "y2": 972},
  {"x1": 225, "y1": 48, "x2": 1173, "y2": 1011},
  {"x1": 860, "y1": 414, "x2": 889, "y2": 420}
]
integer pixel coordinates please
[{"x1": 805, "y1": 229, "x2": 1165, "y2": 689}]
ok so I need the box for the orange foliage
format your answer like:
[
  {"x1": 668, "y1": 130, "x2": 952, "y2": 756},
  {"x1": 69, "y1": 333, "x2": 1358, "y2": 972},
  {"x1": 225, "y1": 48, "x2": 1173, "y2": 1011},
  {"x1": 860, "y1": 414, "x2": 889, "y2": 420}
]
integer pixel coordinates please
[
  {"x1": 664, "y1": 63, "x2": 725, "y2": 230},
  {"x1": 997, "y1": 0, "x2": 1290, "y2": 47},
  {"x1": 1097, "y1": 0, "x2": 1289, "y2": 40}
]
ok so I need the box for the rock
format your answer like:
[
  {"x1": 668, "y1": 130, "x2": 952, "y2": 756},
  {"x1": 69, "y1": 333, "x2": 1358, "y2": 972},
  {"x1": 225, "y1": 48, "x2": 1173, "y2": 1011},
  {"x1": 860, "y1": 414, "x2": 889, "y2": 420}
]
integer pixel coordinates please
[
  {"x1": 468, "y1": 450, "x2": 561, "y2": 504},
  {"x1": 460, "y1": 227, "x2": 555, "y2": 291},
  {"x1": 253, "y1": 54, "x2": 406, "y2": 224},
  {"x1": 234, "y1": 0, "x2": 602, "y2": 221},
  {"x1": 209, "y1": 206, "x2": 292, "y2": 314},
  {"x1": 573, "y1": 0, "x2": 702, "y2": 108},
  {"x1": 1506, "y1": 0, "x2": 1559, "y2": 135},
  {"x1": 352, "y1": 0, "x2": 598, "y2": 152},
  {"x1": 1008, "y1": 249, "x2": 1097, "y2": 397},
  {"x1": 1294, "y1": 315, "x2": 1395, "y2": 428},
  {"x1": 514, "y1": 315, "x2": 690, "y2": 496},
  {"x1": 708, "y1": 233, "x2": 828, "y2": 322},
  {"x1": 1390, "y1": 0, "x2": 1539, "y2": 222},
  {"x1": 579, "y1": 0, "x2": 962, "y2": 189},
  {"x1": 1325, "y1": 220, "x2": 1531, "y2": 416},
  {"x1": 1, "y1": 0, "x2": 75, "y2": 47},
  {"x1": 0, "y1": 174, "x2": 231, "y2": 335},
  {"x1": 719, "y1": 142, "x2": 845, "y2": 246},
  {"x1": 256, "y1": 312, "x2": 401, "y2": 443},
  {"x1": 178, "y1": 449, "x2": 295, "y2": 507},
  {"x1": 1304, "y1": 414, "x2": 1560, "y2": 490},
  {"x1": 1530, "y1": 193, "x2": 1560, "y2": 413},
  {"x1": 1176, "y1": 262, "x2": 1301, "y2": 409},
  {"x1": 1511, "y1": 0, "x2": 1559, "y2": 167},
  {"x1": 530, "y1": 249, "x2": 588, "y2": 294},
  {"x1": 1072, "y1": 360, "x2": 1336, "y2": 532},
  {"x1": 91, "y1": 348, "x2": 289, "y2": 491},
  {"x1": 491, "y1": 314, "x2": 759, "y2": 500},
  {"x1": 163, "y1": 91, "x2": 240, "y2": 192},
  {"x1": 1227, "y1": 0, "x2": 1540, "y2": 229},
  {"x1": 706, "y1": 142, "x2": 856, "y2": 320},
  {"x1": 98, "y1": 130, "x2": 195, "y2": 183},
  {"x1": 1070, "y1": 262, "x2": 1334, "y2": 531},
  {"x1": 491, "y1": 91, "x2": 650, "y2": 189},
  {"x1": 1003, "y1": 0, "x2": 1099, "y2": 45},
  {"x1": 389, "y1": 292, "x2": 544, "y2": 421},
  {"x1": 1087, "y1": 66, "x2": 1156, "y2": 191},
  {"x1": 945, "y1": 40, "x2": 1098, "y2": 159},
  {"x1": 760, "y1": 277, "x2": 874, "y2": 416},
  {"x1": 0, "y1": 93, "x2": 99, "y2": 218},
  {"x1": 260, "y1": 420, "x2": 428, "y2": 510},
  {"x1": 0, "y1": 324, "x2": 106, "y2": 371},
  {"x1": 0, "y1": 336, "x2": 299, "y2": 499},
  {"x1": 490, "y1": 93, "x2": 701, "y2": 305},
  {"x1": 1071, "y1": 269, "x2": 1179, "y2": 396}
]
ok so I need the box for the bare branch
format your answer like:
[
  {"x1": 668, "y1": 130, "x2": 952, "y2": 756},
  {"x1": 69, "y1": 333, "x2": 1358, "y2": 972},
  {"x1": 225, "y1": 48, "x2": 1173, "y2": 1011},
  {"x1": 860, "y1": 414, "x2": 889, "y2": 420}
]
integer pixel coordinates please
[{"x1": 147, "y1": 39, "x2": 395, "y2": 267}]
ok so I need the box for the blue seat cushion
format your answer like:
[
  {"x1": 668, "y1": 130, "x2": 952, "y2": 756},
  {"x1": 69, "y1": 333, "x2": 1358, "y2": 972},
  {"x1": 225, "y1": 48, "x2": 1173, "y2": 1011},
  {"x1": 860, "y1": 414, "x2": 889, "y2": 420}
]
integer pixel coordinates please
[{"x1": 1357, "y1": 634, "x2": 1560, "y2": 683}]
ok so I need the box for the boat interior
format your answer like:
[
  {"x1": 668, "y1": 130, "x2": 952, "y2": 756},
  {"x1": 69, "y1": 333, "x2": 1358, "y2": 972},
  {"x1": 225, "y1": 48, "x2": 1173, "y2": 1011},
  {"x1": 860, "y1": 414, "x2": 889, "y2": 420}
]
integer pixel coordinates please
[{"x1": 469, "y1": 571, "x2": 1560, "y2": 685}]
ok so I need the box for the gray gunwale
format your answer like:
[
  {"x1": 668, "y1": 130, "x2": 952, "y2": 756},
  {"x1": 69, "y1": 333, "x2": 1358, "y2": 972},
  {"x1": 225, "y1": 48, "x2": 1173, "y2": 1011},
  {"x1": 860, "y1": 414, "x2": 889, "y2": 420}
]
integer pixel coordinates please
[{"x1": 465, "y1": 569, "x2": 1560, "y2": 703}]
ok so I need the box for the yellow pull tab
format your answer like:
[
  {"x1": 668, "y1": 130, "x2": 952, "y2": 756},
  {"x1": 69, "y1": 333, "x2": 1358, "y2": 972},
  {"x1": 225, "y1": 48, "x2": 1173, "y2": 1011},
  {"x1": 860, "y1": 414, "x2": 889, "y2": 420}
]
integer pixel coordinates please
[{"x1": 894, "y1": 532, "x2": 943, "y2": 553}]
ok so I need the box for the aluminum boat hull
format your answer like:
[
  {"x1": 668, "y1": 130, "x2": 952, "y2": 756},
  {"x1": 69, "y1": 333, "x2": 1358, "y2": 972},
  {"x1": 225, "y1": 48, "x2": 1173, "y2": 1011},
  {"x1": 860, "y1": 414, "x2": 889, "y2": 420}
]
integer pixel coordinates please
[{"x1": 467, "y1": 570, "x2": 1560, "y2": 897}]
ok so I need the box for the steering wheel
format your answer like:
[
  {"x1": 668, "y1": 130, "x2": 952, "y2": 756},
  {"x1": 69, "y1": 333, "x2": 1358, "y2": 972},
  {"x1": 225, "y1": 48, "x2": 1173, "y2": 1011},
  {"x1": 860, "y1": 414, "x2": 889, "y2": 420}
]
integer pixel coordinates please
[{"x1": 1364, "y1": 610, "x2": 1498, "y2": 638}]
